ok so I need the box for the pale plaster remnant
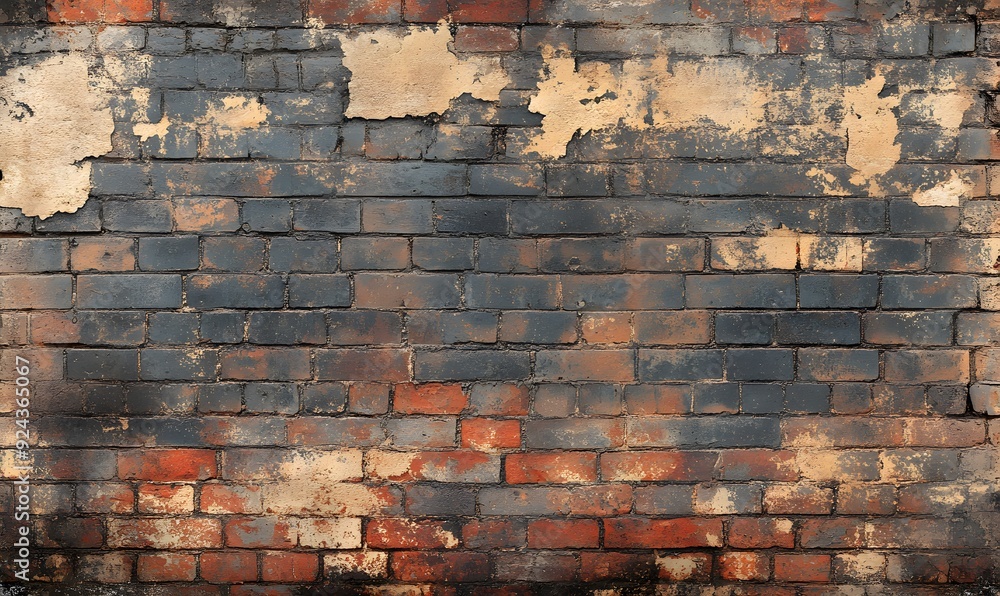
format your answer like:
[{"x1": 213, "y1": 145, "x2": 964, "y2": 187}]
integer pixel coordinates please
[
  {"x1": 713, "y1": 227, "x2": 861, "y2": 272},
  {"x1": 133, "y1": 116, "x2": 171, "y2": 142},
  {"x1": 527, "y1": 46, "x2": 770, "y2": 158},
  {"x1": 844, "y1": 74, "x2": 901, "y2": 196},
  {"x1": 912, "y1": 169, "x2": 976, "y2": 207},
  {"x1": 339, "y1": 21, "x2": 510, "y2": 120},
  {"x1": 365, "y1": 450, "x2": 418, "y2": 480},
  {"x1": 911, "y1": 91, "x2": 976, "y2": 129},
  {"x1": 655, "y1": 555, "x2": 699, "y2": 580},
  {"x1": 836, "y1": 552, "x2": 886, "y2": 581},
  {"x1": 694, "y1": 486, "x2": 738, "y2": 515},
  {"x1": 0, "y1": 54, "x2": 114, "y2": 219},
  {"x1": 324, "y1": 551, "x2": 390, "y2": 579},
  {"x1": 203, "y1": 96, "x2": 271, "y2": 130},
  {"x1": 297, "y1": 518, "x2": 363, "y2": 549},
  {"x1": 800, "y1": 236, "x2": 863, "y2": 271}
]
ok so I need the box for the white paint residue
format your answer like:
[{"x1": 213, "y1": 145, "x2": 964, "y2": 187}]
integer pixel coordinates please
[{"x1": 0, "y1": 54, "x2": 114, "y2": 219}]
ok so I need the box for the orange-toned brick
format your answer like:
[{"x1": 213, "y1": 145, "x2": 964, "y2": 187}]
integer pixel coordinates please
[
  {"x1": 527, "y1": 519, "x2": 599, "y2": 549},
  {"x1": 261, "y1": 552, "x2": 319, "y2": 582},
  {"x1": 779, "y1": 27, "x2": 810, "y2": 52},
  {"x1": 394, "y1": 383, "x2": 468, "y2": 414},
  {"x1": 601, "y1": 451, "x2": 716, "y2": 482},
  {"x1": 461, "y1": 418, "x2": 521, "y2": 450},
  {"x1": 719, "y1": 552, "x2": 770, "y2": 581},
  {"x1": 748, "y1": 0, "x2": 802, "y2": 21},
  {"x1": 105, "y1": 0, "x2": 154, "y2": 21},
  {"x1": 138, "y1": 553, "x2": 197, "y2": 582},
  {"x1": 657, "y1": 552, "x2": 712, "y2": 581},
  {"x1": 462, "y1": 519, "x2": 525, "y2": 549},
  {"x1": 506, "y1": 452, "x2": 597, "y2": 484},
  {"x1": 729, "y1": 518, "x2": 795, "y2": 549},
  {"x1": 404, "y1": 0, "x2": 447, "y2": 21},
  {"x1": 581, "y1": 551, "x2": 656, "y2": 581},
  {"x1": 605, "y1": 518, "x2": 723, "y2": 549},
  {"x1": 108, "y1": 518, "x2": 222, "y2": 549},
  {"x1": 367, "y1": 518, "x2": 460, "y2": 549},
  {"x1": 717, "y1": 449, "x2": 799, "y2": 481},
  {"x1": 200, "y1": 484, "x2": 264, "y2": 514},
  {"x1": 118, "y1": 449, "x2": 217, "y2": 481},
  {"x1": 392, "y1": 551, "x2": 490, "y2": 582},
  {"x1": 450, "y1": 0, "x2": 527, "y2": 22},
  {"x1": 764, "y1": 484, "x2": 834, "y2": 515},
  {"x1": 172, "y1": 198, "x2": 241, "y2": 232},
  {"x1": 48, "y1": 0, "x2": 102, "y2": 21},
  {"x1": 775, "y1": 554, "x2": 831, "y2": 582},
  {"x1": 581, "y1": 312, "x2": 632, "y2": 344},
  {"x1": 200, "y1": 551, "x2": 257, "y2": 583},
  {"x1": 454, "y1": 25, "x2": 519, "y2": 51},
  {"x1": 30, "y1": 311, "x2": 82, "y2": 344},
  {"x1": 366, "y1": 450, "x2": 499, "y2": 483},
  {"x1": 308, "y1": 0, "x2": 401, "y2": 23},
  {"x1": 71, "y1": 238, "x2": 135, "y2": 271},
  {"x1": 138, "y1": 484, "x2": 195, "y2": 514},
  {"x1": 469, "y1": 383, "x2": 530, "y2": 415}
]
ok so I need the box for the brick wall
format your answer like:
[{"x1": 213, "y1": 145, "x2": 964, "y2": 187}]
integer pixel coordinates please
[{"x1": 2, "y1": 0, "x2": 1000, "y2": 592}]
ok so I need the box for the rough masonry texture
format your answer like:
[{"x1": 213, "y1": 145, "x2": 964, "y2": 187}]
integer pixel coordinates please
[{"x1": 3, "y1": 0, "x2": 1000, "y2": 593}]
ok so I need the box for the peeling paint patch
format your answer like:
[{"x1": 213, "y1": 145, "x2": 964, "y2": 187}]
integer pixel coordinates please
[
  {"x1": 912, "y1": 169, "x2": 975, "y2": 207},
  {"x1": 0, "y1": 54, "x2": 114, "y2": 219},
  {"x1": 203, "y1": 96, "x2": 270, "y2": 130},
  {"x1": 844, "y1": 74, "x2": 901, "y2": 196},
  {"x1": 339, "y1": 21, "x2": 510, "y2": 120},
  {"x1": 133, "y1": 116, "x2": 171, "y2": 142}
]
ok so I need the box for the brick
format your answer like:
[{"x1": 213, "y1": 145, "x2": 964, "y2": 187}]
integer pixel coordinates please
[
  {"x1": 627, "y1": 417, "x2": 780, "y2": 448},
  {"x1": 288, "y1": 274, "x2": 351, "y2": 308},
  {"x1": 77, "y1": 274, "x2": 181, "y2": 309},
  {"x1": 412, "y1": 238, "x2": 474, "y2": 270},
  {"x1": 138, "y1": 553, "x2": 197, "y2": 582},
  {"x1": 466, "y1": 274, "x2": 558, "y2": 309},
  {"x1": 524, "y1": 418, "x2": 624, "y2": 449},
  {"x1": 775, "y1": 554, "x2": 830, "y2": 582},
  {"x1": 140, "y1": 348, "x2": 218, "y2": 381},
  {"x1": 686, "y1": 274, "x2": 796, "y2": 308},
  {"x1": 461, "y1": 418, "x2": 520, "y2": 450},
  {"x1": 138, "y1": 483, "x2": 194, "y2": 514},
  {"x1": 635, "y1": 311, "x2": 712, "y2": 345},
  {"x1": 201, "y1": 551, "x2": 257, "y2": 583},
  {"x1": 718, "y1": 552, "x2": 770, "y2": 581},
  {"x1": 729, "y1": 517, "x2": 795, "y2": 548},
  {"x1": 108, "y1": 518, "x2": 221, "y2": 549},
  {"x1": 528, "y1": 519, "x2": 599, "y2": 548},
  {"x1": 249, "y1": 311, "x2": 326, "y2": 345},
  {"x1": 71, "y1": 238, "x2": 133, "y2": 271},
  {"x1": 435, "y1": 200, "x2": 507, "y2": 235},
  {"x1": 394, "y1": 383, "x2": 467, "y2": 414},
  {"x1": 119, "y1": 449, "x2": 216, "y2": 480},
  {"x1": 221, "y1": 347, "x2": 312, "y2": 380},
  {"x1": 172, "y1": 198, "x2": 241, "y2": 232},
  {"x1": 462, "y1": 519, "x2": 523, "y2": 549},
  {"x1": 627, "y1": 238, "x2": 704, "y2": 271},
  {"x1": 765, "y1": 484, "x2": 834, "y2": 514},
  {"x1": 884, "y1": 350, "x2": 969, "y2": 384},
  {"x1": 450, "y1": 0, "x2": 526, "y2": 22},
  {"x1": 187, "y1": 275, "x2": 284, "y2": 309},
  {"x1": 535, "y1": 349, "x2": 634, "y2": 381},
  {"x1": 308, "y1": 0, "x2": 400, "y2": 23},
  {"x1": 77, "y1": 552, "x2": 132, "y2": 583},
  {"x1": 865, "y1": 312, "x2": 953, "y2": 345},
  {"x1": 269, "y1": 238, "x2": 338, "y2": 272},
  {"x1": 346, "y1": 383, "x2": 386, "y2": 415},
  {"x1": 468, "y1": 383, "x2": 530, "y2": 415},
  {"x1": 581, "y1": 312, "x2": 632, "y2": 344},
  {"x1": 455, "y1": 24, "x2": 519, "y2": 51},
  {"x1": 726, "y1": 349, "x2": 794, "y2": 381},
  {"x1": 718, "y1": 449, "x2": 798, "y2": 481},
  {"x1": 605, "y1": 518, "x2": 723, "y2": 549},
  {"x1": 292, "y1": 199, "x2": 360, "y2": 232},
  {"x1": 341, "y1": 237, "x2": 409, "y2": 270},
  {"x1": 262, "y1": 552, "x2": 318, "y2": 583},
  {"x1": 392, "y1": 552, "x2": 489, "y2": 582},
  {"x1": 601, "y1": 451, "x2": 716, "y2": 482},
  {"x1": 562, "y1": 274, "x2": 683, "y2": 310},
  {"x1": 406, "y1": 484, "x2": 477, "y2": 515},
  {"x1": 799, "y1": 348, "x2": 880, "y2": 381},
  {"x1": 414, "y1": 350, "x2": 529, "y2": 381},
  {"x1": 200, "y1": 484, "x2": 263, "y2": 514},
  {"x1": 316, "y1": 349, "x2": 410, "y2": 381},
  {"x1": 407, "y1": 311, "x2": 497, "y2": 344},
  {"x1": 355, "y1": 273, "x2": 460, "y2": 308},
  {"x1": 506, "y1": 452, "x2": 597, "y2": 483},
  {"x1": 67, "y1": 349, "x2": 137, "y2": 380}
]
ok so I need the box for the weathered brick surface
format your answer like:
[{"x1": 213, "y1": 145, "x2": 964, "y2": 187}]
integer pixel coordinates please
[{"x1": 2, "y1": 0, "x2": 1000, "y2": 591}]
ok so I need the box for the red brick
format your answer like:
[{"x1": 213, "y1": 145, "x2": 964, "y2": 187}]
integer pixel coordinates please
[
  {"x1": 201, "y1": 484, "x2": 264, "y2": 514},
  {"x1": 138, "y1": 553, "x2": 197, "y2": 582},
  {"x1": 719, "y1": 552, "x2": 771, "y2": 581},
  {"x1": 71, "y1": 237, "x2": 134, "y2": 271},
  {"x1": 506, "y1": 452, "x2": 597, "y2": 484},
  {"x1": 838, "y1": 484, "x2": 896, "y2": 515},
  {"x1": 449, "y1": 0, "x2": 527, "y2": 23},
  {"x1": 454, "y1": 25, "x2": 519, "y2": 51},
  {"x1": 624, "y1": 384, "x2": 691, "y2": 414},
  {"x1": 172, "y1": 199, "x2": 241, "y2": 232},
  {"x1": 527, "y1": 519, "x2": 599, "y2": 549},
  {"x1": 261, "y1": 552, "x2": 319, "y2": 582},
  {"x1": 775, "y1": 554, "x2": 831, "y2": 582},
  {"x1": 581, "y1": 552, "x2": 656, "y2": 582},
  {"x1": 118, "y1": 449, "x2": 217, "y2": 481},
  {"x1": 47, "y1": 0, "x2": 101, "y2": 22},
  {"x1": 108, "y1": 518, "x2": 222, "y2": 549},
  {"x1": 657, "y1": 553, "x2": 712, "y2": 581},
  {"x1": 221, "y1": 347, "x2": 312, "y2": 381},
  {"x1": 29, "y1": 312, "x2": 77, "y2": 344},
  {"x1": 469, "y1": 383, "x2": 530, "y2": 415},
  {"x1": 581, "y1": 312, "x2": 632, "y2": 344},
  {"x1": 105, "y1": 0, "x2": 154, "y2": 21},
  {"x1": 200, "y1": 551, "x2": 258, "y2": 583},
  {"x1": 605, "y1": 518, "x2": 724, "y2": 549},
  {"x1": 138, "y1": 484, "x2": 195, "y2": 514},
  {"x1": 729, "y1": 518, "x2": 795, "y2": 549},
  {"x1": 717, "y1": 449, "x2": 799, "y2": 481},
  {"x1": 394, "y1": 383, "x2": 468, "y2": 414},
  {"x1": 462, "y1": 519, "x2": 525, "y2": 549},
  {"x1": 601, "y1": 451, "x2": 716, "y2": 482},
  {"x1": 779, "y1": 27, "x2": 810, "y2": 52},
  {"x1": 367, "y1": 518, "x2": 460, "y2": 549},
  {"x1": 392, "y1": 551, "x2": 490, "y2": 582},
  {"x1": 764, "y1": 484, "x2": 834, "y2": 514},
  {"x1": 799, "y1": 519, "x2": 865, "y2": 548},
  {"x1": 748, "y1": 0, "x2": 803, "y2": 21},
  {"x1": 308, "y1": 0, "x2": 401, "y2": 23},
  {"x1": 404, "y1": 0, "x2": 448, "y2": 21},
  {"x1": 462, "y1": 418, "x2": 521, "y2": 450},
  {"x1": 77, "y1": 483, "x2": 135, "y2": 513},
  {"x1": 287, "y1": 417, "x2": 384, "y2": 446},
  {"x1": 225, "y1": 517, "x2": 296, "y2": 549}
]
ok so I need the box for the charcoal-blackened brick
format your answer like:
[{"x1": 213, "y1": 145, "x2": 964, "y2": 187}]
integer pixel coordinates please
[
  {"x1": 539, "y1": 238, "x2": 623, "y2": 273},
  {"x1": 693, "y1": 383, "x2": 740, "y2": 413},
  {"x1": 302, "y1": 383, "x2": 348, "y2": 414},
  {"x1": 469, "y1": 164, "x2": 544, "y2": 195},
  {"x1": 328, "y1": 311, "x2": 403, "y2": 345},
  {"x1": 425, "y1": 124, "x2": 493, "y2": 160},
  {"x1": 34, "y1": 201, "x2": 100, "y2": 233},
  {"x1": 686, "y1": 274, "x2": 796, "y2": 308},
  {"x1": 727, "y1": 349, "x2": 794, "y2": 381},
  {"x1": 798, "y1": 275, "x2": 879, "y2": 308},
  {"x1": 865, "y1": 312, "x2": 953, "y2": 345},
  {"x1": 414, "y1": 350, "x2": 530, "y2": 381},
  {"x1": 199, "y1": 384, "x2": 243, "y2": 413},
  {"x1": 140, "y1": 348, "x2": 218, "y2": 381},
  {"x1": 245, "y1": 383, "x2": 298, "y2": 414},
  {"x1": 242, "y1": 200, "x2": 291, "y2": 232},
  {"x1": 934, "y1": 22, "x2": 975, "y2": 55},
  {"x1": 524, "y1": 419, "x2": 623, "y2": 449},
  {"x1": 715, "y1": 312, "x2": 774, "y2": 344},
  {"x1": 77, "y1": 275, "x2": 182, "y2": 309},
  {"x1": 91, "y1": 163, "x2": 150, "y2": 196},
  {"x1": 500, "y1": 311, "x2": 577, "y2": 344},
  {"x1": 137, "y1": 237, "x2": 199, "y2": 271},
  {"x1": 786, "y1": 384, "x2": 830, "y2": 413},
  {"x1": 412, "y1": 238, "x2": 474, "y2": 270},
  {"x1": 775, "y1": 312, "x2": 860, "y2": 345},
  {"x1": 477, "y1": 239, "x2": 538, "y2": 273},
  {"x1": 466, "y1": 274, "x2": 559, "y2": 309},
  {"x1": 341, "y1": 238, "x2": 409, "y2": 271},
  {"x1": 799, "y1": 348, "x2": 880, "y2": 381},
  {"x1": 881, "y1": 275, "x2": 977, "y2": 309},
  {"x1": 68, "y1": 349, "x2": 138, "y2": 381},
  {"x1": 0, "y1": 238, "x2": 66, "y2": 272},
  {"x1": 248, "y1": 312, "x2": 327, "y2": 345},
  {"x1": 406, "y1": 485, "x2": 477, "y2": 516},
  {"x1": 200, "y1": 312, "x2": 246, "y2": 344},
  {"x1": 269, "y1": 238, "x2": 338, "y2": 272},
  {"x1": 355, "y1": 273, "x2": 460, "y2": 308},
  {"x1": 638, "y1": 349, "x2": 724, "y2": 381},
  {"x1": 434, "y1": 200, "x2": 507, "y2": 234},
  {"x1": 339, "y1": 163, "x2": 466, "y2": 196},
  {"x1": 547, "y1": 164, "x2": 609, "y2": 197},
  {"x1": 562, "y1": 274, "x2": 683, "y2": 310},
  {"x1": 288, "y1": 274, "x2": 351, "y2": 308},
  {"x1": 407, "y1": 311, "x2": 498, "y2": 344},
  {"x1": 889, "y1": 200, "x2": 959, "y2": 233},
  {"x1": 511, "y1": 201, "x2": 625, "y2": 235},
  {"x1": 629, "y1": 201, "x2": 687, "y2": 234},
  {"x1": 187, "y1": 275, "x2": 284, "y2": 309},
  {"x1": 103, "y1": 201, "x2": 171, "y2": 233},
  {"x1": 627, "y1": 417, "x2": 781, "y2": 448},
  {"x1": 148, "y1": 312, "x2": 199, "y2": 344},
  {"x1": 362, "y1": 199, "x2": 434, "y2": 233},
  {"x1": 742, "y1": 383, "x2": 784, "y2": 414},
  {"x1": 202, "y1": 237, "x2": 266, "y2": 272},
  {"x1": 292, "y1": 200, "x2": 361, "y2": 233}
]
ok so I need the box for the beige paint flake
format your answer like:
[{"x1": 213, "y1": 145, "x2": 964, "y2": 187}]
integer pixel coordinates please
[
  {"x1": 133, "y1": 116, "x2": 171, "y2": 142},
  {"x1": 844, "y1": 74, "x2": 901, "y2": 195},
  {"x1": 912, "y1": 169, "x2": 976, "y2": 207},
  {"x1": 339, "y1": 21, "x2": 510, "y2": 120},
  {"x1": 0, "y1": 54, "x2": 114, "y2": 219},
  {"x1": 713, "y1": 228, "x2": 861, "y2": 272},
  {"x1": 298, "y1": 518, "x2": 363, "y2": 549}
]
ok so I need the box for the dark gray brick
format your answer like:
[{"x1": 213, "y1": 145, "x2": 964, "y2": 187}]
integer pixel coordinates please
[
  {"x1": 187, "y1": 274, "x2": 284, "y2": 308},
  {"x1": 775, "y1": 312, "x2": 861, "y2": 345},
  {"x1": 0, "y1": 238, "x2": 66, "y2": 272},
  {"x1": 242, "y1": 200, "x2": 291, "y2": 232},
  {"x1": 91, "y1": 163, "x2": 150, "y2": 196},
  {"x1": 866, "y1": 312, "x2": 954, "y2": 345},
  {"x1": 524, "y1": 419, "x2": 622, "y2": 450},
  {"x1": 628, "y1": 417, "x2": 781, "y2": 448},
  {"x1": 470, "y1": 164, "x2": 544, "y2": 195},
  {"x1": 539, "y1": 239, "x2": 623, "y2": 273},
  {"x1": 726, "y1": 349, "x2": 794, "y2": 381},
  {"x1": 799, "y1": 274, "x2": 879, "y2": 309},
  {"x1": 341, "y1": 237, "x2": 409, "y2": 271},
  {"x1": 248, "y1": 311, "x2": 326, "y2": 345},
  {"x1": 693, "y1": 383, "x2": 740, "y2": 413},
  {"x1": 67, "y1": 349, "x2": 138, "y2": 381},
  {"x1": 148, "y1": 312, "x2": 199, "y2": 344},
  {"x1": 363, "y1": 199, "x2": 434, "y2": 234},
  {"x1": 785, "y1": 384, "x2": 830, "y2": 413},
  {"x1": 466, "y1": 274, "x2": 559, "y2": 309},
  {"x1": 882, "y1": 275, "x2": 977, "y2": 309},
  {"x1": 798, "y1": 349, "x2": 880, "y2": 382},
  {"x1": 638, "y1": 349, "x2": 724, "y2": 381},
  {"x1": 77, "y1": 311, "x2": 146, "y2": 346},
  {"x1": 339, "y1": 163, "x2": 466, "y2": 196},
  {"x1": 126, "y1": 384, "x2": 197, "y2": 415},
  {"x1": 203, "y1": 237, "x2": 266, "y2": 271},
  {"x1": 269, "y1": 238, "x2": 338, "y2": 272},
  {"x1": 863, "y1": 238, "x2": 926, "y2": 271},
  {"x1": 715, "y1": 312, "x2": 774, "y2": 345},
  {"x1": 301, "y1": 383, "x2": 348, "y2": 414},
  {"x1": 414, "y1": 350, "x2": 531, "y2": 381},
  {"x1": 327, "y1": 311, "x2": 403, "y2": 345},
  {"x1": 34, "y1": 201, "x2": 100, "y2": 233},
  {"x1": 889, "y1": 200, "x2": 959, "y2": 233},
  {"x1": 406, "y1": 485, "x2": 477, "y2": 516},
  {"x1": 511, "y1": 201, "x2": 625, "y2": 235},
  {"x1": 577, "y1": 384, "x2": 620, "y2": 415},
  {"x1": 741, "y1": 383, "x2": 784, "y2": 414},
  {"x1": 292, "y1": 200, "x2": 361, "y2": 233},
  {"x1": 288, "y1": 274, "x2": 351, "y2": 308},
  {"x1": 412, "y1": 238, "x2": 474, "y2": 271},
  {"x1": 245, "y1": 383, "x2": 297, "y2": 414},
  {"x1": 686, "y1": 274, "x2": 796, "y2": 308},
  {"x1": 139, "y1": 348, "x2": 217, "y2": 381},
  {"x1": 477, "y1": 239, "x2": 538, "y2": 273},
  {"x1": 407, "y1": 311, "x2": 498, "y2": 345},
  {"x1": 77, "y1": 274, "x2": 182, "y2": 309},
  {"x1": 434, "y1": 200, "x2": 507, "y2": 234},
  {"x1": 426, "y1": 125, "x2": 492, "y2": 160},
  {"x1": 200, "y1": 311, "x2": 246, "y2": 344},
  {"x1": 562, "y1": 274, "x2": 683, "y2": 310},
  {"x1": 199, "y1": 384, "x2": 243, "y2": 414},
  {"x1": 547, "y1": 164, "x2": 609, "y2": 197},
  {"x1": 138, "y1": 236, "x2": 200, "y2": 271},
  {"x1": 500, "y1": 311, "x2": 577, "y2": 344},
  {"x1": 103, "y1": 201, "x2": 171, "y2": 233}
]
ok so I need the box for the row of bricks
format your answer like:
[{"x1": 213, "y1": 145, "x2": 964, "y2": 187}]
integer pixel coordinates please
[
  {"x1": 73, "y1": 161, "x2": 993, "y2": 199},
  {"x1": 8, "y1": 273, "x2": 1000, "y2": 311},
  {"x1": 20, "y1": 307, "x2": 1000, "y2": 348},
  {"x1": 1, "y1": 379, "x2": 972, "y2": 418},
  {"x1": 7, "y1": 443, "x2": 990, "y2": 482},
  {"x1": 32, "y1": 0, "x2": 984, "y2": 26},
  {"x1": 16, "y1": 198, "x2": 999, "y2": 236},
  {"x1": 20, "y1": 548, "x2": 997, "y2": 587},
  {"x1": 10, "y1": 512, "x2": 991, "y2": 552},
  {"x1": 1, "y1": 412, "x2": 988, "y2": 449},
  {"x1": 8, "y1": 236, "x2": 1000, "y2": 275}
]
